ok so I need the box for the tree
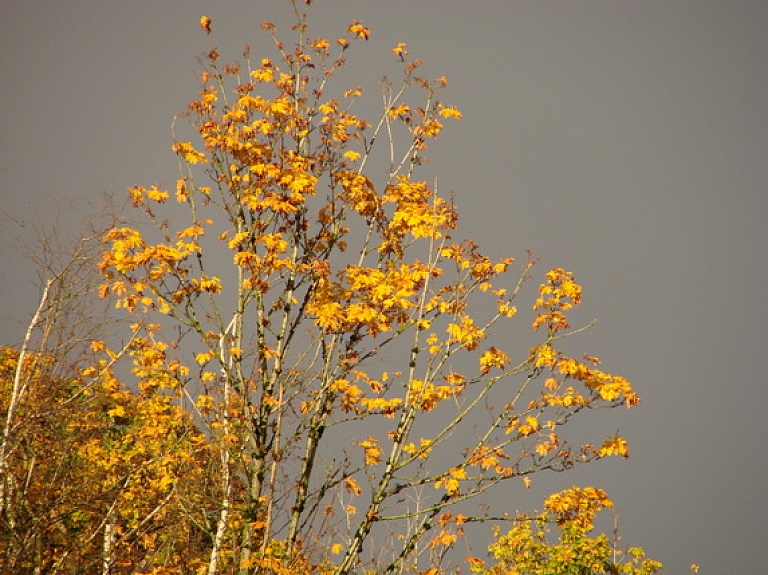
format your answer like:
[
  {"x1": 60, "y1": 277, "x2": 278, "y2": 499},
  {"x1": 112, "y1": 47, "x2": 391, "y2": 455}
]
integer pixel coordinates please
[
  {"x1": 97, "y1": 7, "x2": 648, "y2": 573},
  {"x1": 0, "y1": 217, "x2": 111, "y2": 571},
  {"x1": 0, "y1": 344, "x2": 215, "y2": 575},
  {"x1": 3, "y1": 3, "x2": 662, "y2": 574},
  {"x1": 0, "y1": 215, "x2": 217, "y2": 574},
  {"x1": 468, "y1": 487, "x2": 663, "y2": 575}
]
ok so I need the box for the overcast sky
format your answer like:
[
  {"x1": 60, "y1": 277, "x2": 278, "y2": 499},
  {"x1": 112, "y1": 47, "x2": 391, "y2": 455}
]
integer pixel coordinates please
[{"x1": 2, "y1": 2, "x2": 767, "y2": 573}]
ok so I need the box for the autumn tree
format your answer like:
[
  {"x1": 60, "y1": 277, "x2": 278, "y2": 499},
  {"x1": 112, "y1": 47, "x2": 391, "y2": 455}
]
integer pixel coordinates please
[
  {"x1": 4, "y1": 3, "x2": 659, "y2": 575},
  {"x1": 0, "y1": 219, "x2": 111, "y2": 568},
  {"x1": 0, "y1": 344, "x2": 215, "y2": 575},
  {"x1": 0, "y1": 214, "x2": 218, "y2": 575},
  {"x1": 468, "y1": 487, "x2": 663, "y2": 575}
]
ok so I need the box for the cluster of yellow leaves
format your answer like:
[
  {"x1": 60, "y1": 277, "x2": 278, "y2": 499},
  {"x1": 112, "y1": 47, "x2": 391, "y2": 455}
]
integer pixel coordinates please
[
  {"x1": 555, "y1": 354, "x2": 640, "y2": 408},
  {"x1": 230, "y1": 230, "x2": 296, "y2": 291},
  {"x1": 438, "y1": 103, "x2": 462, "y2": 120},
  {"x1": 439, "y1": 240, "x2": 514, "y2": 282},
  {"x1": 479, "y1": 346, "x2": 511, "y2": 374},
  {"x1": 391, "y1": 42, "x2": 408, "y2": 58},
  {"x1": 381, "y1": 177, "x2": 457, "y2": 248},
  {"x1": 331, "y1": 377, "x2": 402, "y2": 416},
  {"x1": 199, "y1": 16, "x2": 211, "y2": 34},
  {"x1": 544, "y1": 486, "x2": 613, "y2": 530},
  {"x1": 429, "y1": 528, "x2": 458, "y2": 549},
  {"x1": 308, "y1": 261, "x2": 435, "y2": 336},
  {"x1": 598, "y1": 435, "x2": 629, "y2": 458},
  {"x1": 526, "y1": 276, "x2": 640, "y2": 420},
  {"x1": 431, "y1": 241, "x2": 516, "y2": 326},
  {"x1": 344, "y1": 476, "x2": 362, "y2": 496},
  {"x1": 99, "y1": 223, "x2": 220, "y2": 313},
  {"x1": 532, "y1": 268, "x2": 582, "y2": 333},
  {"x1": 446, "y1": 316, "x2": 485, "y2": 351},
  {"x1": 358, "y1": 436, "x2": 382, "y2": 466},
  {"x1": 348, "y1": 21, "x2": 371, "y2": 41},
  {"x1": 480, "y1": 270, "x2": 642, "y2": 467},
  {"x1": 407, "y1": 375, "x2": 464, "y2": 412},
  {"x1": 505, "y1": 343, "x2": 638, "y2": 462},
  {"x1": 514, "y1": 415, "x2": 541, "y2": 438},
  {"x1": 338, "y1": 171, "x2": 379, "y2": 217},
  {"x1": 402, "y1": 437, "x2": 433, "y2": 459},
  {"x1": 467, "y1": 445, "x2": 512, "y2": 476},
  {"x1": 127, "y1": 335, "x2": 189, "y2": 396},
  {"x1": 435, "y1": 467, "x2": 466, "y2": 496},
  {"x1": 326, "y1": 172, "x2": 460, "y2": 264},
  {"x1": 172, "y1": 141, "x2": 206, "y2": 164},
  {"x1": 360, "y1": 395, "x2": 403, "y2": 417},
  {"x1": 319, "y1": 98, "x2": 369, "y2": 145},
  {"x1": 82, "y1": 341, "x2": 205, "y2": 501}
]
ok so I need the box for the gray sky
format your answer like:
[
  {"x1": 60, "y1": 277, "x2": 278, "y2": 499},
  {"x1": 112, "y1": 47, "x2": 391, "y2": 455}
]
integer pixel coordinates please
[{"x1": 2, "y1": 1, "x2": 767, "y2": 573}]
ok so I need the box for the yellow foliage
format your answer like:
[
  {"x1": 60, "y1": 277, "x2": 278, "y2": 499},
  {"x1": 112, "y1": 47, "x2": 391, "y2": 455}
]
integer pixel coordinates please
[
  {"x1": 447, "y1": 316, "x2": 485, "y2": 351},
  {"x1": 598, "y1": 435, "x2": 629, "y2": 458},
  {"x1": 172, "y1": 141, "x2": 206, "y2": 164},
  {"x1": 345, "y1": 477, "x2": 362, "y2": 496},
  {"x1": 479, "y1": 346, "x2": 510, "y2": 374},
  {"x1": 358, "y1": 436, "x2": 382, "y2": 466},
  {"x1": 435, "y1": 467, "x2": 466, "y2": 496}
]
